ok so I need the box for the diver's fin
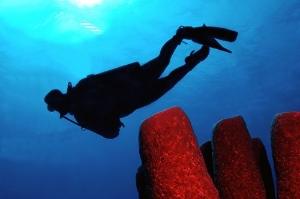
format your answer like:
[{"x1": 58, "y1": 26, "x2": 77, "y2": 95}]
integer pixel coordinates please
[
  {"x1": 176, "y1": 24, "x2": 238, "y2": 53},
  {"x1": 192, "y1": 36, "x2": 232, "y2": 53},
  {"x1": 185, "y1": 45, "x2": 210, "y2": 66},
  {"x1": 191, "y1": 24, "x2": 238, "y2": 42}
]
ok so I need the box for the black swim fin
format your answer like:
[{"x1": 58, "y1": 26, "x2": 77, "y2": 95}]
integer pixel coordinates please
[
  {"x1": 177, "y1": 24, "x2": 238, "y2": 53},
  {"x1": 192, "y1": 36, "x2": 233, "y2": 53},
  {"x1": 192, "y1": 24, "x2": 238, "y2": 42}
]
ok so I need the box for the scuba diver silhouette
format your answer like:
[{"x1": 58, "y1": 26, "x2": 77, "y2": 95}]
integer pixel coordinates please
[{"x1": 45, "y1": 24, "x2": 238, "y2": 139}]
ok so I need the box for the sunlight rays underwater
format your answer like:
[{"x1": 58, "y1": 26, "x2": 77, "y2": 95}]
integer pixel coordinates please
[{"x1": 0, "y1": 0, "x2": 130, "y2": 44}]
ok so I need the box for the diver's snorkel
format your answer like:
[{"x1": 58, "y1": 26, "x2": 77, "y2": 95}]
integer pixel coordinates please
[{"x1": 185, "y1": 24, "x2": 238, "y2": 53}]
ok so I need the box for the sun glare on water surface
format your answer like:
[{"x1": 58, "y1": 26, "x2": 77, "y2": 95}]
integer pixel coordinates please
[{"x1": 69, "y1": 0, "x2": 103, "y2": 8}]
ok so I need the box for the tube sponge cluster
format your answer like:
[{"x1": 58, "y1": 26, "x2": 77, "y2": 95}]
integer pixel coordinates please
[{"x1": 136, "y1": 107, "x2": 300, "y2": 199}]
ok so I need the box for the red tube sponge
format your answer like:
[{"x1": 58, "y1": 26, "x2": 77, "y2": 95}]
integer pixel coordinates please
[
  {"x1": 271, "y1": 112, "x2": 300, "y2": 199},
  {"x1": 212, "y1": 116, "x2": 266, "y2": 199},
  {"x1": 139, "y1": 107, "x2": 219, "y2": 199}
]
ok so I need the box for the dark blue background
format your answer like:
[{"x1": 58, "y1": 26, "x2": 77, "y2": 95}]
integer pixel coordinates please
[{"x1": 0, "y1": 0, "x2": 299, "y2": 198}]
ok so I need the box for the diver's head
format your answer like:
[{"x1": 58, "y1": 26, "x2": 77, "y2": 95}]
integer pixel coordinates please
[{"x1": 44, "y1": 89, "x2": 65, "y2": 113}]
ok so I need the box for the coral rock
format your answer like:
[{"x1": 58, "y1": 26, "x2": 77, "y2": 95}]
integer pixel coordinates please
[
  {"x1": 136, "y1": 165, "x2": 149, "y2": 199},
  {"x1": 200, "y1": 141, "x2": 214, "y2": 182},
  {"x1": 139, "y1": 107, "x2": 219, "y2": 199},
  {"x1": 252, "y1": 138, "x2": 275, "y2": 199},
  {"x1": 212, "y1": 116, "x2": 266, "y2": 199},
  {"x1": 271, "y1": 112, "x2": 300, "y2": 199}
]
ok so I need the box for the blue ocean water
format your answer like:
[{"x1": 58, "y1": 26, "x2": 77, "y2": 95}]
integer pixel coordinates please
[{"x1": 0, "y1": 0, "x2": 299, "y2": 198}]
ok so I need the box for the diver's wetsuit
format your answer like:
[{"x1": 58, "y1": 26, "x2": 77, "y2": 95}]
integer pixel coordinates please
[{"x1": 63, "y1": 35, "x2": 208, "y2": 138}]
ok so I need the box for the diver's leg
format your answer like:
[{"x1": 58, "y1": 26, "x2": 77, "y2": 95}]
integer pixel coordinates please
[
  {"x1": 140, "y1": 35, "x2": 182, "y2": 83},
  {"x1": 137, "y1": 65, "x2": 195, "y2": 108},
  {"x1": 138, "y1": 46, "x2": 209, "y2": 108}
]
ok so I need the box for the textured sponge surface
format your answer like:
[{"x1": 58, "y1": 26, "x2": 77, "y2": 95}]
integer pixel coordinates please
[
  {"x1": 212, "y1": 116, "x2": 267, "y2": 199},
  {"x1": 272, "y1": 112, "x2": 300, "y2": 199},
  {"x1": 139, "y1": 106, "x2": 219, "y2": 199}
]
